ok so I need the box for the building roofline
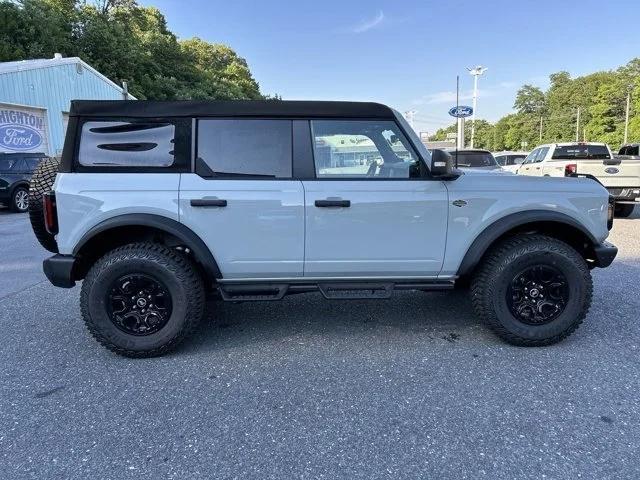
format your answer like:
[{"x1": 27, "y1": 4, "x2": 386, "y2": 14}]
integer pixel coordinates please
[{"x1": 0, "y1": 57, "x2": 136, "y2": 99}]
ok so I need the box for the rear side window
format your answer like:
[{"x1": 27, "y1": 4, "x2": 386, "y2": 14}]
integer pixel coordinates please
[
  {"x1": 552, "y1": 145, "x2": 610, "y2": 160},
  {"x1": 455, "y1": 152, "x2": 497, "y2": 168},
  {"x1": 197, "y1": 120, "x2": 292, "y2": 178},
  {"x1": 79, "y1": 121, "x2": 176, "y2": 167}
]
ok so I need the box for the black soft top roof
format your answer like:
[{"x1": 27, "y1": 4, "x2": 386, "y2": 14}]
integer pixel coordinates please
[{"x1": 69, "y1": 100, "x2": 396, "y2": 119}]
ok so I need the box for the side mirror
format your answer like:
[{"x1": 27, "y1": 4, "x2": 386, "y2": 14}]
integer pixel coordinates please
[{"x1": 430, "y1": 149, "x2": 457, "y2": 178}]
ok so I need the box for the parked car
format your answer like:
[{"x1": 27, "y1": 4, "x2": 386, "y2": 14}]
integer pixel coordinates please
[
  {"x1": 446, "y1": 149, "x2": 502, "y2": 170},
  {"x1": 493, "y1": 151, "x2": 528, "y2": 173},
  {"x1": 517, "y1": 142, "x2": 640, "y2": 217},
  {"x1": 0, "y1": 152, "x2": 47, "y2": 212},
  {"x1": 30, "y1": 100, "x2": 617, "y2": 357}
]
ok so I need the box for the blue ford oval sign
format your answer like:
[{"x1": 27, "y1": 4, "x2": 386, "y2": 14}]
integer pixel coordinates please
[
  {"x1": 605, "y1": 167, "x2": 619, "y2": 174},
  {"x1": 448, "y1": 105, "x2": 473, "y2": 118},
  {"x1": 0, "y1": 124, "x2": 43, "y2": 151}
]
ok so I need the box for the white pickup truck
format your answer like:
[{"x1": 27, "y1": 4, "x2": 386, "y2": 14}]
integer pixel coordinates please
[{"x1": 517, "y1": 142, "x2": 640, "y2": 217}]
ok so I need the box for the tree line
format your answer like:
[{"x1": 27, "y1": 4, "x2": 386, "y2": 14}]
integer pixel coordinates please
[
  {"x1": 0, "y1": 0, "x2": 265, "y2": 100},
  {"x1": 431, "y1": 58, "x2": 640, "y2": 151}
]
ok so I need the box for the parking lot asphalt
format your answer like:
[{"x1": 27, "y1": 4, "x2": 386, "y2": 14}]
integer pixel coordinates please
[{"x1": 0, "y1": 207, "x2": 639, "y2": 479}]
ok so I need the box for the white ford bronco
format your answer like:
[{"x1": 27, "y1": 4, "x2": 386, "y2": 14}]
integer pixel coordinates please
[{"x1": 29, "y1": 100, "x2": 618, "y2": 357}]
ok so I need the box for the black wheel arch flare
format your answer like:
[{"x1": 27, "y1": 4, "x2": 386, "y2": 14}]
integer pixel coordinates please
[
  {"x1": 73, "y1": 214, "x2": 222, "y2": 281},
  {"x1": 456, "y1": 210, "x2": 600, "y2": 277}
]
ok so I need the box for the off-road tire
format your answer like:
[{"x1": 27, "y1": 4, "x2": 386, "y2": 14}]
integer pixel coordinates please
[
  {"x1": 10, "y1": 186, "x2": 29, "y2": 213},
  {"x1": 614, "y1": 203, "x2": 635, "y2": 218},
  {"x1": 80, "y1": 243, "x2": 205, "y2": 358},
  {"x1": 471, "y1": 234, "x2": 592, "y2": 346},
  {"x1": 28, "y1": 157, "x2": 60, "y2": 253}
]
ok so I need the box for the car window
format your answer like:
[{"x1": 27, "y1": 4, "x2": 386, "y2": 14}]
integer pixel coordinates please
[
  {"x1": 79, "y1": 121, "x2": 176, "y2": 167},
  {"x1": 0, "y1": 158, "x2": 17, "y2": 171},
  {"x1": 551, "y1": 145, "x2": 610, "y2": 160},
  {"x1": 494, "y1": 155, "x2": 507, "y2": 166},
  {"x1": 522, "y1": 149, "x2": 538, "y2": 164},
  {"x1": 197, "y1": 119, "x2": 292, "y2": 178},
  {"x1": 311, "y1": 120, "x2": 420, "y2": 179},
  {"x1": 25, "y1": 157, "x2": 42, "y2": 171},
  {"x1": 454, "y1": 151, "x2": 497, "y2": 168},
  {"x1": 510, "y1": 155, "x2": 526, "y2": 165},
  {"x1": 535, "y1": 147, "x2": 549, "y2": 162}
]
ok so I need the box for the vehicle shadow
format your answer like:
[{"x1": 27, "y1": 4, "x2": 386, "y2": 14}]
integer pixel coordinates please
[{"x1": 178, "y1": 289, "x2": 490, "y2": 356}]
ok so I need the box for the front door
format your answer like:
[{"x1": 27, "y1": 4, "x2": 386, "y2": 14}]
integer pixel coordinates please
[{"x1": 302, "y1": 119, "x2": 448, "y2": 277}]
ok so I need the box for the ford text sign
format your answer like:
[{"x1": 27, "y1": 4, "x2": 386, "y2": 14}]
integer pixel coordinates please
[
  {"x1": 0, "y1": 106, "x2": 49, "y2": 153},
  {"x1": 448, "y1": 105, "x2": 473, "y2": 118},
  {"x1": 0, "y1": 125, "x2": 43, "y2": 151}
]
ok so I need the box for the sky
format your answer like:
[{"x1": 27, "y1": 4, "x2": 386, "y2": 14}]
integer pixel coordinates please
[{"x1": 141, "y1": 0, "x2": 640, "y2": 135}]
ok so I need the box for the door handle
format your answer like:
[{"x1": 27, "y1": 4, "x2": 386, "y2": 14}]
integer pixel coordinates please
[
  {"x1": 190, "y1": 198, "x2": 227, "y2": 207},
  {"x1": 315, "y1": 199, "x2": 351, "y2": 208}
]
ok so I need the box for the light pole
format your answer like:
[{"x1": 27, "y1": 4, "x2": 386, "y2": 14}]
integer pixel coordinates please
[
  {"x1": 624, "y1": 85, "x2": 632, "y2": 145},
  {"x1": 404, "y1": 110, "x2": 417, "y2": 130},
  {"x1": 467, "y1": 65, "x2": 488, "y2": 149}
]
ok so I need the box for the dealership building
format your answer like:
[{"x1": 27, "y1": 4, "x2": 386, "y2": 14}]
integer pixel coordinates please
[{"x1": 0, "y1": 54, "x2": 134, "y2": 156}]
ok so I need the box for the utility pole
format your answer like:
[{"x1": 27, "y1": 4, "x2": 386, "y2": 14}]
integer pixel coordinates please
[
  {"x1": 575, "y1": 107, "x2": 581, "y2": 142},
  {"x1": 539, "y1": 115, "x2": 543, "y2": 142},
  {"x1": 467, "y1": 65, "x2": 488, "y2": 149},
  {"x1": 624, "y1": 86, "x2": 632, "y2": 145}
]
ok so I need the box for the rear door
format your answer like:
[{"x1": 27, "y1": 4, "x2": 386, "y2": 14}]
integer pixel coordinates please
[
  {"x1": 179, "y1": 119, "x2": 305, "y2": 279},
  {"x1": 302, "y1": 119, "x2": 448, "y2": 277}
]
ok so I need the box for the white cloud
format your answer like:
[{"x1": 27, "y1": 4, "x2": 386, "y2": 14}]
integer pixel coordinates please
[{"x1": 352, "y1": 10, "x2": 385, "y2": 33}]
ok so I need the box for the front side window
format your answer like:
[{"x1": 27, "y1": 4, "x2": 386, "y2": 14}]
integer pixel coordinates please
[
  {"x1": 510, "y1": 155, "x2": 526, "y2": 165},
  {"x1": 535, "y1": 147, "x2": 550, "y2": 162},
  {"x1": 522, "y1": 149, "x2": 538, "y2": 164},
  {"x1": 197, "y1": 119, "x2": 292, "y2": 178},
  {"x1": 79, "y1": 121, "x2": 176, "y2": 167},
  {"x1": 311, "y1": 120, "x2": 421, "y2": 179},
  {"x1": 495, "y1": 155, "x2": 507, "y2": 166}
]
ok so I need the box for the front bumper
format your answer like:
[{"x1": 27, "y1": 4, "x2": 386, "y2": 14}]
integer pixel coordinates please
[
  {"x1": 592, "y1": 241, "x2": 618, "y2": 268},
  {"x1": 43, "y1": 254, "x2": 76, "y2": 288}
]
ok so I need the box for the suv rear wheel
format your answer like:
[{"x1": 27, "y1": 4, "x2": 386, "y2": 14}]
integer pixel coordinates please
[
  {"x1": 80, "y1": 243, "x2": 205, "y2": 357},
  {"x1": 11, "y1": 186, "x2": 29, "y2": 212},
  {"x1": 471, "y1": 234, "x2": 592, "y2": 346}
]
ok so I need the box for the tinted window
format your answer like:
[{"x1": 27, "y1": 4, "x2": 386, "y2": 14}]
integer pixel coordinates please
[
  {"x1": 79, "y1": 121, "x2": 176, "y2": 167},
  {"x1": 454, "y1": 151, "x2": 498, "y2": 168},
  {"x1": 0, "y1": 158, "x2": 17, "y2": 171},
  {"x1": 311, "y1": 120, "x2": 420, "y2": 178},
  {"x1": 494, "y1": 155, "x2": 507, "y2": 166},
  {"x1": 197, "y1": 120, "x2": 292, "y2": 178},
  {"x1": 25, "y1": 157, "x2": 42, "y2": 171},
  {"x1": 552, "y1": 145, "x2": 610, "y2": 160}
]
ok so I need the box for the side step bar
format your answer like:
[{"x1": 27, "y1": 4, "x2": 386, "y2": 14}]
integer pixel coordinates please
[{"x1": 217, "y1": 280, "x2": 454, "y2": 302}]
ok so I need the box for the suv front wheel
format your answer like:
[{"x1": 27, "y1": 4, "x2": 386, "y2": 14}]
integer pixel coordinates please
[
  {"x1": 80, "y1": 243, "x2": 205, "y2": 357},
  {"x1": 471, "y1": 235, "x2": 592, "y2": 346}
]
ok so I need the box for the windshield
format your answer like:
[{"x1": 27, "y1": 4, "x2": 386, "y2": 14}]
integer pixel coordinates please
[
  {"x1": 455, "y1": 152, "x2": 498, "y2": 168},
  {"x1": 552, "y1": 145, "x2": 611, "y2": 159}
]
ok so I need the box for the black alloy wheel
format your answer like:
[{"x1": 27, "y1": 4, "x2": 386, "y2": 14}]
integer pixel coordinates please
[
  {"x1": 506, "y1": 265, "x2": 569, "y2": 325},
  {"x1": 106, "y1": 273, "x2": 173, "y2": 336}
]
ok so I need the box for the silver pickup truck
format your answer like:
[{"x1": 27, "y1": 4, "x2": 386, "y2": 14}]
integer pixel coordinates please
[{"x1": 517, "y1": 142, "x2": 640, "y2": 217}]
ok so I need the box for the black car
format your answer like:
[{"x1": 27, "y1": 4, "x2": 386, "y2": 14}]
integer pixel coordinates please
[{"x1": 0, "y1": 152, "x2": 47, "y2": 212}]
